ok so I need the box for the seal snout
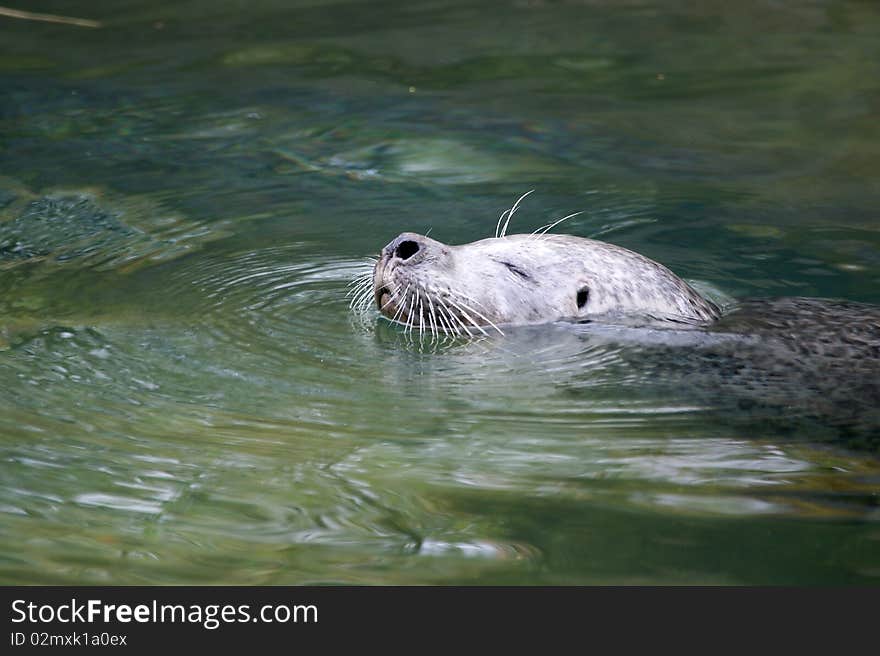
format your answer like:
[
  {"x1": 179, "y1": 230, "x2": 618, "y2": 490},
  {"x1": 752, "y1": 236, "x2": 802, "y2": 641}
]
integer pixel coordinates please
[{"x1": 374, "y1": 232, "x2": 434, "y2": 314}]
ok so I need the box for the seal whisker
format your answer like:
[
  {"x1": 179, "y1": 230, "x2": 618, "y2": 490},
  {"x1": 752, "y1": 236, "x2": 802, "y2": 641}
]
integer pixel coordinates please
[
  {"x1": 346, "y1": 277, "x2": 371, "y2": 298},
  {"x1": 347, "y1": 271, "x2": 373, "y2": 288},
  {"x1": 354, "y1": 278, "x2": 373, "y2": 299},
  {"x1": 499, "y1": 189, "x2": 535, "y2": 238},
  {"x1": 455, "y1": 313, "x2": 476, "y2": 338},
  {"x1": 425, "y1": 292, "x2": 439, "y2": 339},
  {"x1": 445, "y1": 298, "x2": 490, "y2": 336},
  {"x1": 390, "y1": 284, "x2": 411, "y2": 325},
  {"x1": 450, "y1": 296, "x2": 505, "y2": 336},
  {"x1": 346, "y1": 279, "x2": 367, "y2": 295},
  {"x1": 349, "y1": 288, "x2": 363, "y2": 310},
  {"x1": 358, "y1": 287, "x2": 375, "y2": 313},
  {"x1": 349, "y1": 285, "x2": 375, "y2": 312},
  {"x1": 449, "y1": 311, "x2": 473, "y2": 337},
  {"x1": 348, "y1": 263, "x2": 374, "y2": 282},
  {"x1": 400, "y1": 289, "x2": 412, "y2": 331},
  {"x1": 446, "y1": 309, "x2": 464, "y2": 337},
  {"x1": 357, "y1": 274, "x2": 376, "y2": 303},
  {"x1": 438, "y1": 299, "x2": 467, "y2": 337},
  {"x1": 531, "y1": 210, "x2": 585, "y2": 239},
  {"x1": 529, "y1": 222, "x2": 553, "y2": 236},
  {"x1": 434, "y1": 299, "x2": 455, "y2": 336},
  {"x1": 494, "y1": 209, "x2": 511, "y2": 239},
  {"x1": 451, "y1": 290, "x2": 495, "y2": 315},
  {"x1": 381, "y1": 294, "x2": 400, "y2": 315},
  {"x1": 416, "y1": 291, "x2": 426, "y2": 345},
  {"x1": 348, "y1": 280, "x2": 373, "y2": 310},
  {"x1": 458, "y1": 297, "x2": 504, "y2": 335},
  {"x1": 406, "y1": 291, "x2": 418, "y2": 334},
  {"x1": 379, "y1": 283, "x2": 401, "y2": 313},
  {"x1": 435, "y1": 299, "x2": 457, "y2": 335}
]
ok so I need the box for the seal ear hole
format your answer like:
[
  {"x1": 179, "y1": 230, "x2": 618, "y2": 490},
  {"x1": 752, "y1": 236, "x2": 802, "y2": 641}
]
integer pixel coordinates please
[
  {"x1": 576, "y1": 287, "x2": 589, "y2": 310},
  {"x1": 395, "y1": 240, "x2": 420, "y2": 261}
]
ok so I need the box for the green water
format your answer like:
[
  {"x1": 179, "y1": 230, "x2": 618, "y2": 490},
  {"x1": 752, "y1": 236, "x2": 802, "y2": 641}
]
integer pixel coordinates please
[{"x1": 1, "y1": 1, "x2": 879, "y2": 585}]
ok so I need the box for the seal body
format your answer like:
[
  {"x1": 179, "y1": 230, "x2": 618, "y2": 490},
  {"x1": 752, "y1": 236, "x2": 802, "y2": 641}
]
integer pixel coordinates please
[{"x1": 372, "y1": 232, "x2": 720, "y2": 334}]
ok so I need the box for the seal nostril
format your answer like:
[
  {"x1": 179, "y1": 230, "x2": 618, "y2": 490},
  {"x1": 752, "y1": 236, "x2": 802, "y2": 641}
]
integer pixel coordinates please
[
  {"x1": 395, "y1": 240, "x2": 420, "y2": 261},
  {"x1": 576, "y1": 286, "x2": 589, "y2": 310}
]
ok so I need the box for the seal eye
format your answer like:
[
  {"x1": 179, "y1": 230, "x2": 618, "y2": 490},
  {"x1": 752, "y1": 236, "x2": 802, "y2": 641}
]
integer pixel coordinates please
[
  {"x1": 576, "y1": 286, "x2": 589, "y2": 310},
  {"x1": 501, "y1": 260, "x2": 531, "y2": 280},
  {"x1": 394, "y1": 240, "x2": 420, "y2": 261}
]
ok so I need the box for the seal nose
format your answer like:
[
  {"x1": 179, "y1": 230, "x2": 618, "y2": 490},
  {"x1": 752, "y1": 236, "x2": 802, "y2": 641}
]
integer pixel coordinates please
[
  {"x1": 383, "y1": 232, "x2": 429, "y2": 263},
  {"x1": 395, "y1": 239, "x2": 420, "y2": 261}
]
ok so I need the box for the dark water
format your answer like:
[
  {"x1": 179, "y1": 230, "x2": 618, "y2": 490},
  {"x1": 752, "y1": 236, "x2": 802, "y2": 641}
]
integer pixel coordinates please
[{"x1": 1, "y1": 1, "x2": 879, "y2": 584}]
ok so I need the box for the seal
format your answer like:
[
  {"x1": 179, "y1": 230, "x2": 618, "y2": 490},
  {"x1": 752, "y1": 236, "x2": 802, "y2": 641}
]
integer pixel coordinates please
[
  {"x1": 367, "y1": 231, "x2": 720, "y2": 335},
  {"x1": 351, "y1": 220, "x2": 880, "y2": 450}
]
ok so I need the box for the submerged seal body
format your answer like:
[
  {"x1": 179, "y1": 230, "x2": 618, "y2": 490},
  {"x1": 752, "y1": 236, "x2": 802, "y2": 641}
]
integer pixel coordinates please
[{"x1": 372, "y1": 232, "x2": 720, "y2": 335}]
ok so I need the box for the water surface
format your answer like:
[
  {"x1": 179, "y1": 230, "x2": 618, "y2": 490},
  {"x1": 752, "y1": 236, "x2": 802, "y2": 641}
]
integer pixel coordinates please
[{"x1": 1, "y1": 0, "x2": 879, "y2": 584}]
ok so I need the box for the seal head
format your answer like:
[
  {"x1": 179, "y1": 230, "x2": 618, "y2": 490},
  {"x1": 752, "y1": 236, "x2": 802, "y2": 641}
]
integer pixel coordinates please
[{"x1": 372, "y1": 232, "x2": 720, "y2": 335}]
